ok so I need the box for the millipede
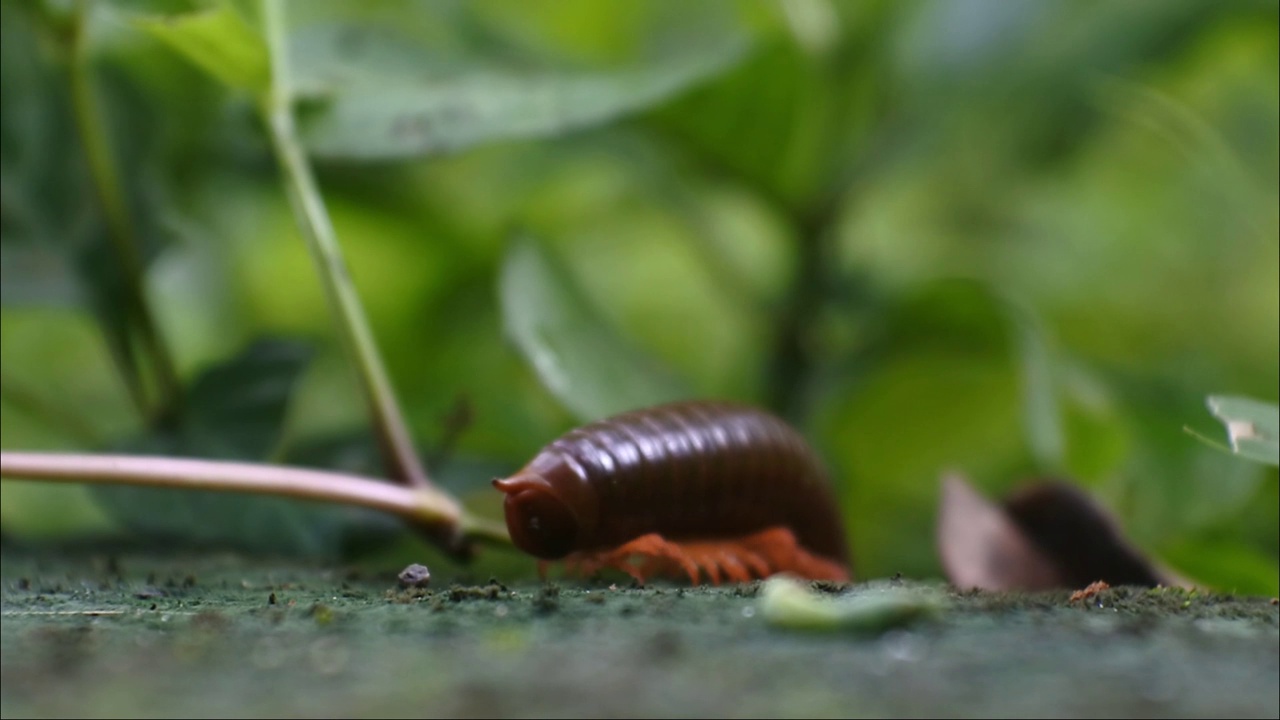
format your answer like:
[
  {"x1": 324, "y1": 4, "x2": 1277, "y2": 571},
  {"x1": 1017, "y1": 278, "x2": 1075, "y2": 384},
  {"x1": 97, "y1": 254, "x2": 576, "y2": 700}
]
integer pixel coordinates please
[{"x1": 493, "y1": 400, "x2": 852, "y2": 585}]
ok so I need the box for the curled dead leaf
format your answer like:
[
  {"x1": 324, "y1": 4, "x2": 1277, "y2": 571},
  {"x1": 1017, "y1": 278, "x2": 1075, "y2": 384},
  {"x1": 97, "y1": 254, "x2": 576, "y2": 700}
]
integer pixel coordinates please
[
  {"x1": 937, "y1": 474, "x2": 1062, "y2": 591},
  {"x1": 938, "y1": 473, "x2": 1185, "y2": 592}
]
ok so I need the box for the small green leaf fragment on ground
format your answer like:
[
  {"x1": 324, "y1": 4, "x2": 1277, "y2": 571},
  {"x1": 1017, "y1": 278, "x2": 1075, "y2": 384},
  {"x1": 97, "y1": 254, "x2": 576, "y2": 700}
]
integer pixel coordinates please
[
  {"x1": 0, "y1": 242, "x2": 81, "y2": 307},
  {"x1": 758, "y1": 576, "x2": 947, "y2": 634},
  {"x1": 1206, "y1": 395, "x2": 1279, "y2": 467},
  {"x1": 133, "y1": 3, "x2": 269, "y2": 94}
]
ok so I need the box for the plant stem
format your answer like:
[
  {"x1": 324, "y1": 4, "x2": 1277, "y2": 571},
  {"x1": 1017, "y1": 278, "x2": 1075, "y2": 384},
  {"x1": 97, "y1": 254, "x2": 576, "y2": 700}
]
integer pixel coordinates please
[
  {"x1": 68, "y1": 0, "x2": 183, "y2": 425},
  {"x1": 257, "y1": 0, "x2": 434, "y2": 495},
  {"x1": 460, "y1": 513, "x2": 515, "y2": 548},
  {"x1": 765, "y1": 197, "x2": 840, "y2": 423},
  {"x1": 0, "y1": 451, "x2": 508, "y2": 550}
]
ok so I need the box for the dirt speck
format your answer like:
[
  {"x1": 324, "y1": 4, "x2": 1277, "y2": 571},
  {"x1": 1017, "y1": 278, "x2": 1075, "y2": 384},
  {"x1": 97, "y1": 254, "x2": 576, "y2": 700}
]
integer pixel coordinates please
[
  {"x1": 533, "y1": 585, "x2": 560, "y2": 614},
  {"x1": 809, "y1": 580, "x2": 848, "y2": 594}
]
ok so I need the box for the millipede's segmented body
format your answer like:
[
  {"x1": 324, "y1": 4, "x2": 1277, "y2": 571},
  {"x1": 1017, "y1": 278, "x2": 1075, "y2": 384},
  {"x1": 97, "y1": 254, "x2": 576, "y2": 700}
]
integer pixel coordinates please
[{"x1": 493, "y1": 401, "x2": 851, "y2": 584}]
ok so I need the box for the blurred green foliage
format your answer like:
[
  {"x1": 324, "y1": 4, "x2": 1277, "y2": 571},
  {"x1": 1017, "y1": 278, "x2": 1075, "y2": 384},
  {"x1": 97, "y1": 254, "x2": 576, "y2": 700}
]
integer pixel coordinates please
[{"x1": 1, "y1": 0, "x2": 1276, "y2": 593}]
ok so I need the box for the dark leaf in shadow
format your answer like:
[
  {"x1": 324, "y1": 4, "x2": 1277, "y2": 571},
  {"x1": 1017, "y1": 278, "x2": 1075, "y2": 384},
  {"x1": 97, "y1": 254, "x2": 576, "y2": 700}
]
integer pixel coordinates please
[
  {"x1": 182, "y1": 338, "x2": 315, "y2": 460},
  {"x1": 1002, "y1": 481, "x2": 1173, "y2": 588},
  {"x1": 938, "y1": 473, "x2": 1179, "y2": 591},
  {"x1": 3, "y1": 4, "x2": 181, "y2": 420},
  {"x1": 91, "y1": 338, "x2": 391, "y2": 557}
]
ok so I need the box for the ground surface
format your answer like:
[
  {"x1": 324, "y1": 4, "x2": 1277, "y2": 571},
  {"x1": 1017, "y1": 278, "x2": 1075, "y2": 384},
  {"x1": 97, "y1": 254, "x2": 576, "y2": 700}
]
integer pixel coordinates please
[{"x1": 1, "y1": 549, "x2": 1277, "y2": 718}]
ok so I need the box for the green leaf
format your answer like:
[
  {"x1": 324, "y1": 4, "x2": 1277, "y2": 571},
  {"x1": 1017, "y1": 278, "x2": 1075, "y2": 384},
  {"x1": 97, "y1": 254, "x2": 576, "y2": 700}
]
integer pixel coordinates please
[
  {"x1": 1111, "y1": 379, "x2": 1266, "y2": 551},
  {"x1": 132, "y1": 2, "x2": 269, "y2": 94},
  {"x1": 1154, "y1": 468, "x2": 1278, "y2": 595},
  {"x1": 1162, "y1": 538, "x2": 1279, "y2": 597},
  {"x1": 1206, "y1": 395, "x2": 1280, "y2": 467},
  {"x1": 1007, "y1": 299, "x2": 1065, "y2": 469},
  {"x1": 813, "y1": 279, "x2": 1029, "y2": 579},
  {"x1": 1, "y1": 2, "x2": 175, "y2": 401},
  {"x1": 182, "y1": 338, "x2": 313, "y2": 458},
  {"x1": 0, "y1": 2, "x2": 97, "y2": 285},
  {"x1": 92, "y1": 338, "x2": 385, "y2": 556},
  {"x1": 650, "y1": 41, "x2": 831, "y2": 207},
  {"x1": 0, "y1": 241, "x2": 80, "y2": 307},
  {"x1": 758, "y1": 576, "x2": 946, "y2": 634},
  {"x1": 291, "y1": 23, "x2": 749, "y2": 160},
  {"x1": 499, "y1": 235, "x2": 691, "y2": 422},
  {"x1": 0, "y1": 8, "x2": 79, "y2": 308}
]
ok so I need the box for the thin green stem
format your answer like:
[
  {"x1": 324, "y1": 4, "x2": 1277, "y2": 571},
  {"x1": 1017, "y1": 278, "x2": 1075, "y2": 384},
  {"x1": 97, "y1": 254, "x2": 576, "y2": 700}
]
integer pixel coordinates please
[
  {"x1": 764, "y1": 196, "x2": 842, "y2": 424},
  {"x1": 258, "y1": 0, "x2": 435, "y2": 496},
  {"x1": 0, "y1": 451, "x2": 508, "y2": 550},
  {"x1": 67, "y1": 0, "x2": 182, "y2": 424}
]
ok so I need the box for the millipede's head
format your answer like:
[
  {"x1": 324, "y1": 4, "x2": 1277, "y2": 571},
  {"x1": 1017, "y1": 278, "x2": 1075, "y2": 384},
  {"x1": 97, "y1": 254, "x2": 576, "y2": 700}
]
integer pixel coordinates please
[{"x1": 492, "y1": 472, "x2": 580, "y2": 559}]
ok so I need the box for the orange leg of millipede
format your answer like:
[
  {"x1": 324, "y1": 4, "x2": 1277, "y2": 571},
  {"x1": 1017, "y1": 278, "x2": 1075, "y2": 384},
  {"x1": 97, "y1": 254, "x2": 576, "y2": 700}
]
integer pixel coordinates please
[{"x1": 552, "y1": 527, "x2": 851, "y2": 585}]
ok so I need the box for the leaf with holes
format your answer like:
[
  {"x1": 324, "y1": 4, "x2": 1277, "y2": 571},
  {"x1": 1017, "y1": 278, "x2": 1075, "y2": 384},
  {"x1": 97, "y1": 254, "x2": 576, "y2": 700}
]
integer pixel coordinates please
[{"x1": 1206, "y1": 395, "x2": 1279, "y2": 467}]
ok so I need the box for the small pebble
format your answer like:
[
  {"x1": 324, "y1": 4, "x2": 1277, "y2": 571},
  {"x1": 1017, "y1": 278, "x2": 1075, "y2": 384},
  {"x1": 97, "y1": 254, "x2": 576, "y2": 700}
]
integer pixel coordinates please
[{"x1": 398, "y1": 563, "x2": 432, "y2": 588}]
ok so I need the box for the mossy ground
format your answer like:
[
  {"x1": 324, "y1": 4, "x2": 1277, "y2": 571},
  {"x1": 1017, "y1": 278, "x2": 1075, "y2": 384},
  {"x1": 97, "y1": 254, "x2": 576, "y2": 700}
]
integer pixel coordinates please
[{"x1": 1, "y1": 548, "x2": 1276, "y2": 718}]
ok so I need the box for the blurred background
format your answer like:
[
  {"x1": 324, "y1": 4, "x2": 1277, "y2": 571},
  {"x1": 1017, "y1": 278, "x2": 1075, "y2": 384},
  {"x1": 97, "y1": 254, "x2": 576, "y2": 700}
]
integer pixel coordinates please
[{"x1": 2, "y1": 0, "x2": 1276, "y2": 593}]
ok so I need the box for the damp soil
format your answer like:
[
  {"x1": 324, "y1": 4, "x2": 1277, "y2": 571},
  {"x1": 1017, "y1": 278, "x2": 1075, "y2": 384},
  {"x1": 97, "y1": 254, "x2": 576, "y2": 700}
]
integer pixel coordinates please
[{"x1": 1, "y1": 549, "x2": 1276, "y2": 718}]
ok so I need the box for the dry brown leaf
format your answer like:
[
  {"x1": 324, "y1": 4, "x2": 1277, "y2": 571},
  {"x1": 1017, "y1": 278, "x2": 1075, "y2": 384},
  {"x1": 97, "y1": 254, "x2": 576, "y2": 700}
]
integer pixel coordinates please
[
  {"x1": 937, "y1": 473, "x2": 1063, "y2": 591},
  {"x1": 937, "y1": 474, "x2": 1180, "y2": 592},
  {"x1": 1001, "y1": 481, "x2": 1173, "y2": 589}
]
